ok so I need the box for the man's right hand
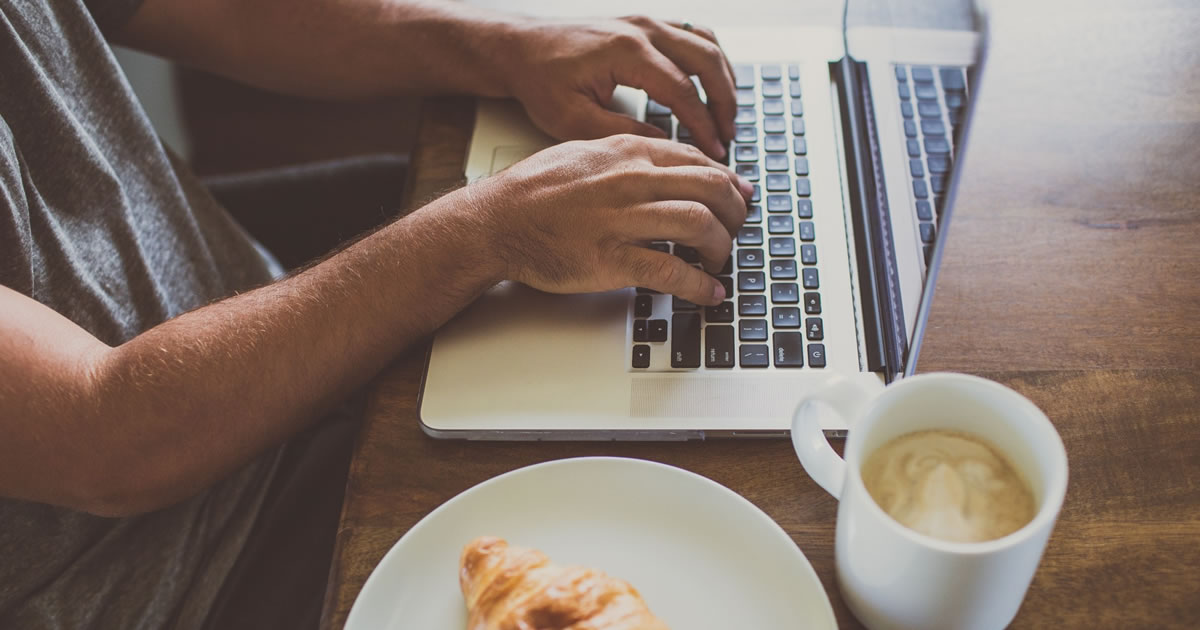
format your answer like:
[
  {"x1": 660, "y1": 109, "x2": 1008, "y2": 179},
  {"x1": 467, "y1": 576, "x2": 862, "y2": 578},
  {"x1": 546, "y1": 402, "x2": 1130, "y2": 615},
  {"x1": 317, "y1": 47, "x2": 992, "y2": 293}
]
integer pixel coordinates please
[{"x1": 464, "y1": 135, "x2": 752, "y2": 306}]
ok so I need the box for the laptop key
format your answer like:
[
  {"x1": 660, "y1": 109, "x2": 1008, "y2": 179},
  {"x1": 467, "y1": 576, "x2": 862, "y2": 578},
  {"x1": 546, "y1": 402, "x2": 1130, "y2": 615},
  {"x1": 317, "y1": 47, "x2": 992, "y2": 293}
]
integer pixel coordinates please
[
  {"x1": 738, "y1": 271, "x2": 766, "y2": 292},
  {"x1": 738, "y1": 248, "x2": 765, "y2": 268},
  {"x1": 913, "y1": 179, "x2": 929, "y2": 199},
  {"x1": 675, "y1": 245, "x2": 701, "y2": 263},
  {"x1": 762, "y1": 81, "x2": 784, "y2": 98},
  {"x1": 740, "y1": 344, "x2": 770, "y2": 368},
  {"x1": 790, "y1": 81, "x2": 802, "y2": 98},
  {"x1": 761, "y1": 64, "x2": 782, "y2": 80},
  {"x1": 771, "y1": 283, "x2": 800, "y2": 304},
  {"x1": 763, "y1": 116, "x2": 787, "y2": 134},
  {"x1": 671, "y1": 313, "x2": 702, "y2": 368},
  {"x1": 907, "y1": 139, "x2": 921, "y2": 158},
  {"x1": 920, "y1": 222, "x2": 936, "y2": 243},
  {"x1": 928, "y1": 155, "x2": 951, "y2": 173},
  {"x1": 945, "y1": 91, "x2": 965, "y2": 110},
  {"x1": 791, "y1": 100, "x2": 804, "y2": 117},
  {"x1": 793, "y1": 137, "x2": 808, "y2": 155},
  {"x1": 733, "y1": 64, "x2": 756, "y2": 89},
  {"x1": 901, "y1": 101, "x2": 914, "y2": 119},
  {"x1": 705, "y1": 301, "x2": 735, "y2": 323},
  {"x1": 739, "y1": 319, "x2": 768, "y2": 342},
  {"x1": 764, "y1": 135, "x2": 788, "y2": 152},
  {"x1": 769, "y1": 237, "x2": 796, "y2": 257},
  {"x1": 773, "y1": 307, "x2": 801, "y2": 328},
  {"x1": 633, "y1": 319, "x2": 648, "y2": 342},
  {"x1": 796, "y1": 199, "x2": 813, "y2": 218},
  {"x1": 904, "y1": 120, "x2": 917, "y2": 138},
  {"x1": 910, "y1": 158, "x2": 925, "y2": 177},
  {"x1": 736, "y1": 164, "x2": 760, "y2": 181},
  {"x1": 737, "y1": 227, "x2": 763, "y2": 245},
  {"x1": 894, "y1": 65, "x2": 907, "y2": 81},
  {"x1": 921, "y1": 119, "x2": 946, "y2": 136},
  {"x1": 736, "y1": 89, "x2": 756, "y2": 107},
  {"x1": 808, "y1": 343, "x2": 827, "y2": 368},
  {"x1": 918, "y1": 101, "x2": 942, "y2": 118},
  {"x1": 766, "y1": 194, "x2": 792, "y2": 213},
  {"x1": 632, "y1": 344, "x2": 651, "y2": 368},
  {"x1": 911, "y1": 66, "x2": 934, "y2": 83},
  {"x1": 765, "y1": 173, "x2": 790, "y2": 192},
  {"x1": 646, "y1": 99, "x2": 671, "y2": 116},
  {"x1": 798, "y1": 221, "x2": 815, "y2": 242},
  {"x1": 634, "y1": 295, "x2": 653, "y2": 318},
  {"x1": 916, "y1": 200, "x2": 933, "y2": 221},
  {"x1": 735, "y1": 125, "x2": 758, "y2": 143},
  {"x1": 735, "y1": 107, "x2": 756, "y2": 124},
  {"x1": 673, "y1": 296, "x2": 699, "y2": 311},
  {"x1": 914, "y1": 83, "x2": 938, "y2": 101},
  {"x1": 925, "y1": 137, "x2": 950, "y2": 154},
  {"x1": 792, "y1": 117, "x2": 806, "y2": 135},
  {"x1": 649, "y1": 319, "x2": 668, "y2": 342},
  {"x1": 717, "y1": 275, "x2": 733, "y2": 297},
  {"x1": 765, "y1": 154, "x2": 789, "y2": 172},
  {"x1": 739, "y1": 294, "x2": 767, "y2": 316},
  {"x1": 746, "y1": 204, "x2": 762, "y2": 223},
  {"x1": 763, "y1": 98, "x2": 785, "y2": 115},
  {"x1": 751, "y1": 184, "x2": 761, "y2": 203},
  {"x1": 802, "y1": 268, "x2": 820, "y2": 289},
  {"x1": 898, "y1": 83, "x2": 911, "y2": 100},
  {"x1": 794, "y1": 157, "x2": 809, "y2": 176},
  {"x1": 804, "y1": 292, "x2": 821, "y2": 314},
  {"x1": 806, "y1": 317, "x2": 824, "y2": 341},
  {"x1": 649, "y1": 241, "x2": 670, "y2": 253},
  {"x1": 788, "y1": 64, "x2": 801, "y2": 80},
  {"x1": 735, "y1": 145, "x2": 759, "y2": 162},
  {"x1": 705, "y1": 325, "x2": 736, "y2": 368},
  {"x1": 768, "y1": 215, "x2": 794, "y2": 234},
  {"x1": 940, "y1": 67, "x2": 965, "y2": 91},
  {"x1": 795, "y1": 178, "x2": 812, "y2": 197},
  {"x1": 800, "y1": 244, "x2": 817, "y2": 265},
  {"x1": 931, "y1": 175, "x2": 948, "y2": 195},
  {"x1": 773, "y1": 332, "x2": 805, "y2": 367},
  {"x1": 771, "y1": 259, "x2": 798, "y2": 279}
]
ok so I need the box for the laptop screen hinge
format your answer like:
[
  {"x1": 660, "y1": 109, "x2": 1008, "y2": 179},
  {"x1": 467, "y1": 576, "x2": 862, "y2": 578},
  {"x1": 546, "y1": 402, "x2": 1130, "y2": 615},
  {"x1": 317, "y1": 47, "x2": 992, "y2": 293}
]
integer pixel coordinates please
[{"x1": 832, "y1": 57, "x2": 907, "y2": 383}]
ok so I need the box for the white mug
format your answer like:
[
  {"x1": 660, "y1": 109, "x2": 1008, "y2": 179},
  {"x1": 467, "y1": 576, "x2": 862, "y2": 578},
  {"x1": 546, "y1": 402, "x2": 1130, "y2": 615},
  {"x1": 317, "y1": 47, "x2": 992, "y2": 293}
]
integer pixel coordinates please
[{"x1": 792, "y1": 373, "x2": 1068, "y2": 630}]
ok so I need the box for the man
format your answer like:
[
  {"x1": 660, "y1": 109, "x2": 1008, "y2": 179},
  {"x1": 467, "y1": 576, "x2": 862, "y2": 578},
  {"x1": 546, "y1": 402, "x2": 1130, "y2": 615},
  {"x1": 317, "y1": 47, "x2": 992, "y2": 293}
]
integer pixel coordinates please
[{"x1": 0, "y1": 0, "x2": 748, "y2": 627}]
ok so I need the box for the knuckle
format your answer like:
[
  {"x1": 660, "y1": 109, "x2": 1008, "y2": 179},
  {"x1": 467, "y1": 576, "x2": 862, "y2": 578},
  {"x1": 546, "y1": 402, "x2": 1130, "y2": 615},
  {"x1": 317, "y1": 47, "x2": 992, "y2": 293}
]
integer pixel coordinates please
[
  {"x1": 673, "y1": 74, "x2": 701, "y2": 101},
  {"x1": 654, "y1": 257, "x2": 686, "y2": 288},
  {"x1": 619, "y1": 14, "x2": 655, "y2": 30},
  {"x1": 611, "y1": 29, "x2": 648, "y2": 55}
]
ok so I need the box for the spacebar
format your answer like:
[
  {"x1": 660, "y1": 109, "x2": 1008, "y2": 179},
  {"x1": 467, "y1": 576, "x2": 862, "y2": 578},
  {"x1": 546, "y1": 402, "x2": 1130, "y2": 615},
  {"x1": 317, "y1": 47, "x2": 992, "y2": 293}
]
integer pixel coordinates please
[{"x1": 671, "y1": 312, "x2": 701, "y2": 368}]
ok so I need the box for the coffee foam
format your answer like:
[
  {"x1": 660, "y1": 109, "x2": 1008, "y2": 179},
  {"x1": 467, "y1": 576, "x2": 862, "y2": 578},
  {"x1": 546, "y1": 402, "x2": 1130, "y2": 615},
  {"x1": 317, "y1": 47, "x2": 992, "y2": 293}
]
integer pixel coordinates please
[{"x1": 861, "y1": 429, "x2": 1036, "y2": 543}]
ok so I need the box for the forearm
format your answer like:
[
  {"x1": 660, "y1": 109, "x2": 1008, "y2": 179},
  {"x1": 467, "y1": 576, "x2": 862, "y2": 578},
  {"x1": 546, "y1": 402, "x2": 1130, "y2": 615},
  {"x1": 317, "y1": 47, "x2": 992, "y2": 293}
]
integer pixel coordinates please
[
  {"x1": 120, "y1": 0, "x2": 526, "y2": 100},
  {"x1": 68, "y1": 195, "x2": 497, "y2": 515}
]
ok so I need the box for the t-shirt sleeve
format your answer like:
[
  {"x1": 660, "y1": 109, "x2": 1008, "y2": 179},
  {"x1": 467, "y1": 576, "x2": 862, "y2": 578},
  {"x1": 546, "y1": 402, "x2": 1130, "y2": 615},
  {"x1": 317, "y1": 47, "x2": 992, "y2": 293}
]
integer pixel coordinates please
[{"x1": 83, "y1": 0, "x2": 147, "y2": 36}]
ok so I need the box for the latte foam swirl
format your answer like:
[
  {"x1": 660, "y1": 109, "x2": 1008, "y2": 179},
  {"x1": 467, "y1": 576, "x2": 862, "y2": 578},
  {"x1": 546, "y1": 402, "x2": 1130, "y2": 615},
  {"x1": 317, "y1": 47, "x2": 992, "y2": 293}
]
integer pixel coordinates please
[{"x1": 861, "y1": 430, "x2": 1036, "y2": 543}]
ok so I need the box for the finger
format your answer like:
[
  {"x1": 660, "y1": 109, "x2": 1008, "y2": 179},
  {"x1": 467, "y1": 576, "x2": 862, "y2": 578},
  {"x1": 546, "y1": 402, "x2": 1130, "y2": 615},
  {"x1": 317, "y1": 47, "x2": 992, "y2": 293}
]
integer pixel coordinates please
[
  {"x1": 619, "y1": 246, "x2": 726, "y2": 305},
  {"x1": 614, "y1": 45, "x2": 727, "y2": 160},
  {"x1": 623, "y1": 200, "x2": 734, "y2": 274},
  {"x1": 643, "y1": 165, "x2": 748, "y2": 237},
  {"x1": 546, "y1": 97, "x2": 669, "y2": 141},
  {"x1": 634, "y1": 138, "x2": 754, "y2": 200},
  {"x1": 649, "y1": 24, "x2": 738, "y2": 144}
]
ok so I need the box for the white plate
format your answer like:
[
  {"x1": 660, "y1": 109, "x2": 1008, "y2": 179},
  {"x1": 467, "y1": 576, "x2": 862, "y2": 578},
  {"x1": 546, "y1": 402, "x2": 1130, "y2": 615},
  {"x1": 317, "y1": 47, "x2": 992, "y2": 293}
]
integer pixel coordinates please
[{"x1": 345, "y1": 457, "x2": 836, "y2": 629}]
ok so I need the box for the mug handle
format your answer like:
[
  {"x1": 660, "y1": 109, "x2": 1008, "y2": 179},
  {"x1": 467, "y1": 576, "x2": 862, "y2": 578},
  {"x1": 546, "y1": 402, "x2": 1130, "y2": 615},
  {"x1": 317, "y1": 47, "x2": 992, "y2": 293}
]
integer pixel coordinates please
[{"x1": 791, "y1": 399, "x2": 847, "y2": 499}]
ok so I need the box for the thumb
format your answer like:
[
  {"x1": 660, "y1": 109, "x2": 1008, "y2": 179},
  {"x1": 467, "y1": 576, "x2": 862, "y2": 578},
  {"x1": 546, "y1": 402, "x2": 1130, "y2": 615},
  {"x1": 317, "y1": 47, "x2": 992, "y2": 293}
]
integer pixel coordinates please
[{"x1": 549, "y1": 97, "x2": 670, "y2": 142}]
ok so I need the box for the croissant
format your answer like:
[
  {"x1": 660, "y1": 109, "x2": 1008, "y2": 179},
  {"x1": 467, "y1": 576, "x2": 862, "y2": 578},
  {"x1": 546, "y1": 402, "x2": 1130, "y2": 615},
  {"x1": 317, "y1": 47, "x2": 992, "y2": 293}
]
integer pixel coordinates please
[{"x1": 459, "y1": 536, "x2": 671, "y2": 630}]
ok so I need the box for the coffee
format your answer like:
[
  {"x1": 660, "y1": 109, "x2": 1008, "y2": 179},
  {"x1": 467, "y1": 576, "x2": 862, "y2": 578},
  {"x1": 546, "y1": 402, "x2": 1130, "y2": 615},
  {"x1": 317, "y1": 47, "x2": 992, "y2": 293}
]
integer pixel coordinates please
[{"x1": 861, "y1": 429, "x2": 1036, "y2": 543}]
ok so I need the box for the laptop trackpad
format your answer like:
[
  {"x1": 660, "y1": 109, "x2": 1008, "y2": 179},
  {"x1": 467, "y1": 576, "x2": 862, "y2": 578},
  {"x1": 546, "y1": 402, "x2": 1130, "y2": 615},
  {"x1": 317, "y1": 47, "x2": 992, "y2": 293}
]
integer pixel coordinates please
[{"x1": 422, "y1": 282, "x2": 631, "y2": 424}]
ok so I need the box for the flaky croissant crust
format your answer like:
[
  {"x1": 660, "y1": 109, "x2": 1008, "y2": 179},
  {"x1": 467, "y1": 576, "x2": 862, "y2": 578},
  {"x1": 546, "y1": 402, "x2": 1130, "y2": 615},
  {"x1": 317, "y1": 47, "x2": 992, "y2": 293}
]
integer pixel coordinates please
[{"x1": 459, "y1": 536, "x2": 671, "y2": 630}]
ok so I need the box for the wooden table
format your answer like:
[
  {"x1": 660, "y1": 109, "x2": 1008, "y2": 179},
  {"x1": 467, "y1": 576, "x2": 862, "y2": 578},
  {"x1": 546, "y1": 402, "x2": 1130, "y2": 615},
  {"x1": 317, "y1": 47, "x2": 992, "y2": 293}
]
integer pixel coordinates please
[{"x1": 320, "y1": 3, "x2": 1200, "y2": 628}]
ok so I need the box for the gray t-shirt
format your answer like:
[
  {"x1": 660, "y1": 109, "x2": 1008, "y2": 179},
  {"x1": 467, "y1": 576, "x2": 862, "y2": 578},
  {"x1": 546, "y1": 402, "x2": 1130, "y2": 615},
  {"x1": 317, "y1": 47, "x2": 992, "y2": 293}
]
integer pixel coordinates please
[{"x1": 1, "y1": 0, "x2": 287, "y2": 627}]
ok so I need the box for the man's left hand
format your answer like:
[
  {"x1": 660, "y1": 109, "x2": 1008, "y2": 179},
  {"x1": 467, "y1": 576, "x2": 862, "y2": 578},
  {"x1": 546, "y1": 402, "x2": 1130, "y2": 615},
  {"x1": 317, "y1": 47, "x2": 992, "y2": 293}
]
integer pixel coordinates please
[{"x1": 497, "y1": 15, "x2": 736, "y2": 160}]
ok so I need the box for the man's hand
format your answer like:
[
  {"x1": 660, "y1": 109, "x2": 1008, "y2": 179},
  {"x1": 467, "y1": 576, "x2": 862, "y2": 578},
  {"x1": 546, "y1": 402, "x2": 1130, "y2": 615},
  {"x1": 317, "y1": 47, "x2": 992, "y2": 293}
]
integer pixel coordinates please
[
  {"x1": 499, "y1": 16, "x2": 737, "y2": 159},
  {"x1": 467, "y1": 135, "x2": 751, "y2": 306}
]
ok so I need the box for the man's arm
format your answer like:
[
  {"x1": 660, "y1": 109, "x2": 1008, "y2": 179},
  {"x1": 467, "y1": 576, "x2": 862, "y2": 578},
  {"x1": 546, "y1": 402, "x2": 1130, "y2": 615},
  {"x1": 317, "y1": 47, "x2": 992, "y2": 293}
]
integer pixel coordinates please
[
  {"x1": 116, "y1": 0, "x2": 737, "y2": 157},
  {"x1": 0, "y1": 136, "x2": 749, "y2": 517}
]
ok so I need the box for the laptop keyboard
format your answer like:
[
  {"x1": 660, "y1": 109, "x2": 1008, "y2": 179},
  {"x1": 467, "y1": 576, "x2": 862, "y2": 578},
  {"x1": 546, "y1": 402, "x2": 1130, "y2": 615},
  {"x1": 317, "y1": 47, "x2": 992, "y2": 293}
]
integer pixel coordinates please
[
  {"x1": 894, "y1": 64, "x2": 970, "y2": 263},
  {"x1": 632, "y1": 63, "x2": 825, "y2": 371}
]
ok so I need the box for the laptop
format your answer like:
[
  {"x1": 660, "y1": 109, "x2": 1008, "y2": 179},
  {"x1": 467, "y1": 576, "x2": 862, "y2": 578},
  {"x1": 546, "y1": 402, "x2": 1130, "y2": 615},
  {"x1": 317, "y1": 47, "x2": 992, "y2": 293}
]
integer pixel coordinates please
[{"x1": 419, "y1": 2, "x2": 990, "y2": 439}]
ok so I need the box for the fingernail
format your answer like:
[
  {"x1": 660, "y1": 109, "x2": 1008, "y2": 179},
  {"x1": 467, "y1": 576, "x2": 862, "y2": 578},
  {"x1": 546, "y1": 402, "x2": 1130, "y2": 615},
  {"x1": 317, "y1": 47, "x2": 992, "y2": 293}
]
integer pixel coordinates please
[{"x1": 712, "y1": 282, "x2": 726, "y2": 302}]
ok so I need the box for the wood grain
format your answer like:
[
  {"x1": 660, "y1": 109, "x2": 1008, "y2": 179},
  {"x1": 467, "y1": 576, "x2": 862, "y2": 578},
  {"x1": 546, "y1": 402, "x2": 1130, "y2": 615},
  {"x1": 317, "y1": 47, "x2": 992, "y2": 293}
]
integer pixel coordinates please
[{"x1": 321, "y1": 2, "x2": 1200, "y2": 628}]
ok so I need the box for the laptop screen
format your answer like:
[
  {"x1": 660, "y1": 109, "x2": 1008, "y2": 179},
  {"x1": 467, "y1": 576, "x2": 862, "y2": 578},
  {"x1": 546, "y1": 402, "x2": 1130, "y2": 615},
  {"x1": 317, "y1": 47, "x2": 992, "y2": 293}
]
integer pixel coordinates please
[{"x1": 842, "y1": 0, "x2": 991, "y2": 379}]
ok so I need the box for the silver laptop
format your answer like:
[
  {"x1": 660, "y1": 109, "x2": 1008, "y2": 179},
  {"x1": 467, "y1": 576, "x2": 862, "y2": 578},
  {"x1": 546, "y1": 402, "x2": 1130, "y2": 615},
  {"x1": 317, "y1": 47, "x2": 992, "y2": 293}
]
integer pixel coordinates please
[{"x1": 419, "y1": 2, "x2": 990, "y2": 439}]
